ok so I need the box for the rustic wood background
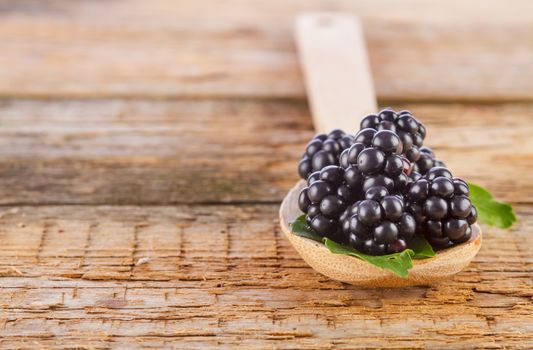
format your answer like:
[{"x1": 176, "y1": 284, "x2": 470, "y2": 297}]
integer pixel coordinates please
[{"x1": 0, "y1": 0, "x2": 532, "y2": 348}]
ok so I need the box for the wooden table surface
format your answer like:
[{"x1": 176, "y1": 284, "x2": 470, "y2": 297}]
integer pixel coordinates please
[{"x1": 1, "y1": 1, "x2": 532, "y2": 348}]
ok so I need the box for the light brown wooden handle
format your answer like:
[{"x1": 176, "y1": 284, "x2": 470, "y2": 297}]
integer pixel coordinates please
[{"x1": 295, "y1": 13, "x2": 377, "y2": 134}]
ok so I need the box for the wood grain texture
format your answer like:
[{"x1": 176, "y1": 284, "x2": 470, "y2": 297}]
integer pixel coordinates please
[
  {"x1": 0, "y1": 0, "x2": 532, "y2": 101},
  {"x1": 0, "y1": 205, "x2": 532, "y2": 349},
  {"x1": 0, "y1": 1, "x2": 532, "y2": 348},
  {"x1": 0, "y1": 99, "x2": 531, "y2": 205}
]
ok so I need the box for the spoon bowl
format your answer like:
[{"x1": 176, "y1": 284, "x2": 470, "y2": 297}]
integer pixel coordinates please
[{"x1": 279, "y1": 181, "x2": 482, "y2": 287}]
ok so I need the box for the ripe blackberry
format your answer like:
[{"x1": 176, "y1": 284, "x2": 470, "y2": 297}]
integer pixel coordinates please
[
  {"x1": 339, "y1": 128, "x2": 412, "y2": 198},
  {"x1": 412, "y1": 147, "x2": 445, "y2": 175},
  {"x1": 297, "y1": 129, "x2": 355, "y2": 179},
  {"x1": 406, "y1": 167, "x2": 478, "y2": 249},
  {"x1": 298, "y1": 165, "x2": 348, "y2": 241},
  {"x1": 360, "y1": 108, "x2": 426, "y2": 162},
  {"x1": 339, "y1": 187, "x2": 416, "y2": 255}
]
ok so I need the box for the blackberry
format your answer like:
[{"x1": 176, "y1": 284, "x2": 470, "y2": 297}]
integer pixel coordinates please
[
  {"x1": 406, "y1": 167, "x2": 478, "y2": 249},
  {"x1": 412, "y1": 147, "x2": 445, "y2": 175},
  {"x1": 339, "y1": 187, "x2": 416, "y2": 255},
  {"x1": 339, "y1": 128, "x2": 412, "y2": 197},
  {"x1": 298, "y1": 165, "x2": 348, "y2": 241},
  {"x1": 360, "y1": 108, "x2": 426, "y2": 162},
  {"x1": 298, "y1": 129, "x2": 355, "y2": 179}
]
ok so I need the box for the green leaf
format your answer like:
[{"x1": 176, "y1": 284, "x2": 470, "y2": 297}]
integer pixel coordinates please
[
  {"x1": 468, "y1": 182, "x2": 517, "y2": 228},
  {"x1": 289, "y1": 215, "x2": 323, "y2": 242},
  {"x1": 324, "y1": 238, "x2": 414, "y2": 278},
  {"x1": 409, "y1": 235, "x2": 436, "y2": 259}
]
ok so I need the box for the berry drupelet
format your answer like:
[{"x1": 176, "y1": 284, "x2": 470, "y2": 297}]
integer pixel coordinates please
[
  {"x1": 339, "y1": 186, "x2": 416, "y2": 255},
  {"x1": 412, "y1": 146, "x2": 445, "y2": 175},
  {"x1": 406, "y1": 167, "x2": 478, "y2": 249},
  {"x1": 297, "y1": 129, "x2": 355, "y2": 180},
  {"x1": 360, "y1": 108, "x2": 426, "y2": 162}
]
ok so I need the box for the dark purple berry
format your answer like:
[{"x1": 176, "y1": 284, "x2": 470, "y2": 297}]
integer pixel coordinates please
[
  {"x1": 426, "y1": 166, "x2": 453, "y2": 181},
  {"x1": 372, "y1": 130, "x2": 401, "y2": 154},
  {"x1": 344, "y1": 165, "x2": 363, "y2": 188},
  {"x1": 467, "y1": 205, "x2": 478, "y2": 225},
  {"x1": 428, "y1": 236, "x2": 451, "y2": 248},
  {"x1": 418, "y1": 124, "x2": 427, "y2": 138},
  {"x1": 307, "y1": 204, "x2": 320, "y2": 219},
  {"x1": 424, "y1": 196, "x2": 448, "y2": 220},
  {"x1": 410, "y1": 171, "x2": 422, "y2": 181},
  {"x1": 388, "y1": 239, "x2": 407, "y2": 253},
  {"x1": 307, "y1": 180, "x2": 334, "y2": 203},
  {"x1": 453, "y1": 178, "x2": 469, "y2": 196},
  {"x1": 362, "y1": 175, "x2": 395, "y2": 192},
  {"x1": 450, "y1": 195, "x2": 472, "y2": 219},
  {"x1": 394, "y1": 173, "x2": 410, "y2": 192},
  {"x1": 398, "y1": 131, "x2": 414, "y2": 151},
  {"x1": 374, "y1": 221, "x2": 398, "y2": 244},
  {"x1": 339, "y1": 149, "x2": 350, "y2": 168},
  {"x1": 305, "y1": 139, "x2": 322, "y2": 157},
  {"x1": 363, "y1": 239, "x2": 386, "y2": 255},
  {"x1": 381, "y1": 196, "x2": 404, "y2": 221},
  {"x1": 360, "y1": 114, "x2": 380, "y2": 129},
  {"x1": 454, "y1": 226, "x2": 472, "y2": 244},
  {"x1": 357, "y1": 200, "x2": 382, "y2": 226},
  {"x1": 378, "y1": 109, "x2": 397, "y2": 122},
  {"x1": 307, "y1": 171, "x2": 320, "y2": 185},
  {"x1": 298, "y1": 188, "x2": 311, "y2": 212},
  {"x1": 298, "y1": 159, "x2": 312, "y2": 179},
  {"x1": 328, "y1": 129, "x2": 345, "y2": 139},
  {"x1": 322, "y1": 139, "x2": 340, "y2": 154},
  {"x1": 337, "y1": 184, "x2": 355, "y2": 202},
  {"x1": 310, "y1": 215, "x2": 335, "y2": 236},
  {"x1": 405, "y1": 147, "x2": 420, "y2": 162},
  {"x1": 312, "y1": 150, "x2": 336, "y2": 172},
  {"x1": 408, "y1": 178, "x2": 429, "y2": 201},
  {"x1": 413, "y1": 133, "x2": 424, "y2": 148},
  {"x1": 347, "y1": 143, "x2": 365, "y2": 165},
  {"x1": 377, "y1": 120, "x2": 397, "y2": 133},
  {"x1": 354, "y1": 128, "x2": 377, "y2": 146},
  {"x1": 357, "y1": 148, "x2": 386, "y2": 175},
  {"x1": 384, "y1": 155, "x2": 404, "y2": 177},
  {"x1": 426, "y1": 220, "x2": 443, "y2": 237},
  {"x1": 349, "y1": 216, "x2": 369, "y2": 238},
  {"x1": 408, "y1": 202, "x2": 427, "y2": 223},
  {"x1": 365, "y1": 186, "x2": 389, "y2": 201},
  {"x1": 397, "y1": 115, "x2": 419, "y2": 134},
  {"x1": 320, "y1": 165, "x2": 344, "y2": 186},
  {"x1": 320, "y1": 195, "x2": 346, "y2": 218},
  {"x1": 399, "y1": 213, "x2": 416, "y2": 239},
  {"x1": 430, "y1": 177, "x2": 455, "y2": 198},
  {"x1": 443, "y1": 218, "x2": 468, "y2": 241}
]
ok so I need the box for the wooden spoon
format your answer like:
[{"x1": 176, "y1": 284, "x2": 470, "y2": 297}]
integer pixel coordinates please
[{"x1": 279, "y1": 13, "x2": 482, "y2": 287}]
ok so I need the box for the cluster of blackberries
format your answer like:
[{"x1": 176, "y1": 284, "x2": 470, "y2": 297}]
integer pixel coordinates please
[
  {"x1": 339, "y1": 128, "x2": 411, "y2": 195},
  {"x1": 298, "y1": 129, "x2": 355, "y2": 180},
  {"x1": 339, "y1": 187, "x2": 417, "y2": 255},
  {"x1": 359, "y1": 109, "x2": 426, "y2": 162},
  {"x1": 296, "y1": 108, "x2": 477, "y2": 255},
  {"x1": 407, "y1": 167, "x2": 477, "y2": 248}
]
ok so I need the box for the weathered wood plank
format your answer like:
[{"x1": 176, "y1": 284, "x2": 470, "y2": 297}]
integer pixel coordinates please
[
  {"x1": 0, "y1": 205, "x2": 531, "y2": 349},
  {"x1": 0, "y1": 99, "x2": 531, "y2": 205},
  {"x1": 0, "y1": 0, "x2": 532, "y2": 100}
]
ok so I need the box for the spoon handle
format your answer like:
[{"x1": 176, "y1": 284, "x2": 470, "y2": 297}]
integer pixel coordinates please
[{"x1": 295, "y1": 13, "x2": 377, "y2": 134}]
